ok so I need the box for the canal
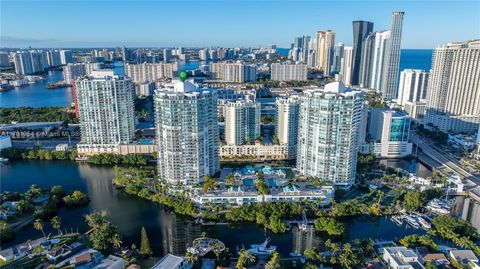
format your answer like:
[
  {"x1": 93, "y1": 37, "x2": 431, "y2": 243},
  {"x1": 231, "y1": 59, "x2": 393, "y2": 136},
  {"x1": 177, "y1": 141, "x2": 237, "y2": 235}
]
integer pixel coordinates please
[{"x1": 1, "y1": 160, "x2": 476, "y2": 256}]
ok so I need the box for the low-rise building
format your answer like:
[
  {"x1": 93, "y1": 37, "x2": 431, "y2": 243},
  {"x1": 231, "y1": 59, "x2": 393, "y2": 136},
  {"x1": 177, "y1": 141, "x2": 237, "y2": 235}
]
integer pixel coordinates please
[
  {"x1": 151, "y1": 254, "x2": 185, "y2": 269},
  {"x1": 192, "y1": 185, "x2": 334, "y2": 206},
  {"x1": 382, "y1": 247, "x2": 425, "y2": 269},
  {"x1": 448, "y1": 250, "x2": 479, "y2": 267},
  {"x1": 220, "y1": 144, "x2": 290, "y2": 160}
]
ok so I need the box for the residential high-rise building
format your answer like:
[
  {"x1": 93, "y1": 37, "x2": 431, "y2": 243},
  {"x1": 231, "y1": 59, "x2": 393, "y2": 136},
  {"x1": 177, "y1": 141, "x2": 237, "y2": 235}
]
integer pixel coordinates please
[
  {"x1": 75, "y1": 70, "x2": 135, "y2": 155},
  {"x1": 296, "y1": 82, "x2": 364, "y2": 189},
  {"x1": 124, "y1": 63, "x2": 178, "y2": 83},
  {"x1": 315, "y1": 30, "x2": 335, "y2": 75},
  {"x1": 13, "y1": 51, "x2": 33, "y2": 75},
  {"x1": 210, "y1": 63, "x2": 257, "y2": 82},
  {"x1": 199, "y1": 49, "x2": 208, "y2": 61},
  {"x1": 271, "y1": 63, "x2": 307, "y2": 81},
  {"x1": 60, "y1": 50, "x2": 73, "y2": 65},
  {"x1": 331, "y1": 43, "x2": 344, "y2": 74},
  {"x1": 358, "y1": 32, "x2": 376, "y2": 88},
  {"x1": 276, "y1": 96, "x2": 300, "y2": 158},
  {"x1": 13, "y1": 50, "x2": 48, "y2": 75},
  {"x1": 163, "y1": 48, "x2": 172, "y2": 62},
  {"x1": 425, "y1": 39, "x2": 480, "y2": 133},
  {"x1": 122, "y1": 46, "x2": 130, "y2": 62},
  {"x1": 397, "y1": 69, "x2": 429, "y2": 106},
  {"x1": 225, "y1": 100, "x2": 261, "y2": 145},
  {"x1": 0, "y1": 52, "x2": 9, "y2": 67},
  {"x1": 47, "y1": 50, "x2": 62, "y2": 67},
  {"x1": 370, "y1": 30, "x2": 391, "y2": 91},
  {"x1": 63, "y1": 63, "x2": 102, "y2": 85},
  {"x1": 154, "y1": 80, "x2": 219, "y2": 185},
  {"x1": 368, "y1": 109, "x2": 412, "y2": 158},
  {"x1": 352, "y1": 21, "x2": 374, "y2": 86},
  {"x1": 381, "y1": 11, "x2": 404, "y2": 99},
  {"x1": 340, "y1": 46, "x2": 353, "y2": 86}
]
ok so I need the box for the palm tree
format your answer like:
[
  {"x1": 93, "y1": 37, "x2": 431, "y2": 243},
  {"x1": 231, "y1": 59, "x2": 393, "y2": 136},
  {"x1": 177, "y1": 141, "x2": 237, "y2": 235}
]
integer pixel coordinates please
[
  {"x1": 34, "y1": 219, "x2": 46, "y2": 238},
  {"x1": 51, "y1": 216, "x2": 62, "y2": 235},
  {"x1": 85, "y1": 211, "x2": 107, "y2": 229},
  {"x1": 185, "y1": 251, "x2": 198, "y2": 265},
  {"x1": 111, "y1": 233, "x2": 123, "y2": 249},
  {"x1": 237, "y1": 249, "x2": 255, "y2": 269}
]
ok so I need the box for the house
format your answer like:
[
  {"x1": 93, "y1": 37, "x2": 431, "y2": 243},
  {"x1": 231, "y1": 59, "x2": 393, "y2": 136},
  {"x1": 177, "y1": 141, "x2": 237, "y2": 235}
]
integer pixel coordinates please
[
  {"x1": 68, "y1": 249, "x2": 104, "y2": 269},
  {"x1": 46, "y1": 242, "x2": 82, "y2": 263},
  {"x1": 449, "y1": 250, "x2": 479, "y2": 267},
  {"x1": 92, "y1": 254, "x2": 128, "y2": 269},
  {"x1": 0, "y1": 237, "x2": 48, "y2": 262},
  {"x1": 382, "y1": 247, "x2": 425, "y2": 269},
  {"x1": 151, "y1": 254, "x2": 185, "y2": 269},
  {"x1": 415, "y1": 247, "x2": 450, "y2": 266}
]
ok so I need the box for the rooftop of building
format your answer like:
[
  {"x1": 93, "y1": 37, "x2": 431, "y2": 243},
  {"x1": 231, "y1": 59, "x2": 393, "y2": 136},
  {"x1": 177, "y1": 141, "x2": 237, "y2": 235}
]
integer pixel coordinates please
[
  {"x1": 303, "y1": 81, "x2": 363, "y2": 98},
  {"x1": 151, "y1": 254, "x2": 184, "y2": 269}
]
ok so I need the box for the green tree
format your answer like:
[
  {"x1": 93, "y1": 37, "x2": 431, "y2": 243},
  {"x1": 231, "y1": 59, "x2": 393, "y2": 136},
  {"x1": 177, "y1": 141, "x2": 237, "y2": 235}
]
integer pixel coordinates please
[
  {"x1": 85, "y1": 210, "x2": 108, "y2": 229},
  {"x1": 339, "y1": 243, "x2": 361, "y2": 269},
  {"x1": 202, "y1": 176, "x2": 218, "y2": 193},
  {"x1": 33, "y1": 219, "x2": 46, "y2": 237},
  {"x1": 403, "y1": 191, "x2": 424, "y2": 213},
  {"x1": 314, "y1": 217, "x2": 346, "y2": 236},
  {"x1": 63, "y1": 190, "x2": 90, "y2": 206},
  {"x1": 265, "y1": 251, "x2": 281, "y2": 269},
  {"x1": 140, "y1": 227, "x2": 153, "y2": 257},
  {"x1": 0, "y1": 221, "x2": 15, "y2": 241},
  {"x1": 85, "y1": 211, "x2": 122, "y2": 252},
  {"x1": 226, "y1": 173, "x2": 236, "y2": 186},
  {"x1": 237, "y1": 249, "x2": 255, "y2": 269},
  {"x1": 50, "y1": 186, "x2": 66, "y2": 202},
  {"x1": 425, "y1": 261, "x2": 438, "y2": 269},
  {"x1": 185, "y1": 251, "x2": 198, "y2": 266},
  {"x1": 399, "y1": 235, "x2": 437, "y2": 251},
  {"x1": 51, "y1": 216, "x2": 62, "y2": 235}
]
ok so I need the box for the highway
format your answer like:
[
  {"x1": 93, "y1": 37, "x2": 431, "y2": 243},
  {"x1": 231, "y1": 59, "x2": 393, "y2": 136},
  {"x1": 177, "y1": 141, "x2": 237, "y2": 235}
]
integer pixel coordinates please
[{"x1": 409, "y1": 132, "x2": 480, "y2": 186}]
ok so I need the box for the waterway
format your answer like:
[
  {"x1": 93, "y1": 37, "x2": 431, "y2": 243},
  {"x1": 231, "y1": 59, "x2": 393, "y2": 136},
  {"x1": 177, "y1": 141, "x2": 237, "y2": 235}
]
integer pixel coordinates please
[{"x1": 0, "y1": 160, "x2": 438, "y2": 256}]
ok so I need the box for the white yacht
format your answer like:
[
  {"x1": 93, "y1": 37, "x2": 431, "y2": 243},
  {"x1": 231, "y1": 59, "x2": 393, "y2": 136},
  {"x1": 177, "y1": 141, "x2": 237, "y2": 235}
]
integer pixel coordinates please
[{"x1": 248, "y1": 238, "x2": 276, "y2": 257}]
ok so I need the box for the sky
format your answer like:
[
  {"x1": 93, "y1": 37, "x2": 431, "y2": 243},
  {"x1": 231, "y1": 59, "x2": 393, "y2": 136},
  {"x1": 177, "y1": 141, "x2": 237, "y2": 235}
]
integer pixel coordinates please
[{"x1": 1, "y1": 0, "x2": 479, "y2": 49}]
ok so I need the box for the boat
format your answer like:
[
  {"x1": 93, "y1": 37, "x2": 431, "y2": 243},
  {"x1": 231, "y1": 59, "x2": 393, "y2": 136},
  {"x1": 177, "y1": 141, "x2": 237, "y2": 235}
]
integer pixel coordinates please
[
  {"x1": 248, "y1": 238, "x2": 276, "y2": 257},
  {"x1": 417, "y1": 216, "x2": 431, "y2": 229},
  {"x1": 391, "y1": 215, "x2": 403, "y2": 225},
  {"x1": 426, "y1": 199, "x2": 451, "y2": 215},
  {"x1": 0, "y1": 157, "x2": 9, "y2": 162},
  {"x1": 404, "y1": 215, "x2": 420, "y2": 229},
  {"x1": 290, "y1": 252, "x2": 302, "y2": 257}
]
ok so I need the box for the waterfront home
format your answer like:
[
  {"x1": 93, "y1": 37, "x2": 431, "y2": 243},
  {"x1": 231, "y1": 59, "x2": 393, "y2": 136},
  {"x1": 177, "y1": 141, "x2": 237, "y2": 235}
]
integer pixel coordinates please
[
  {"x1": 191, "y1": 185, "x2": 334, "y2": 206},
  {"x1": 92, "y1": 254, "x2": 127, "y2": 269},
  {"x1": 0, "y1": 237, "x2": 47, "y2": 262},
  {"x1": 415, "y1": 247, "x2": 450, "y2": 267},
  {"x1": 151, "y1": 254, "x2": 185, "y2": 269},
  {"x1": 67, "y1": 249, "x2": 104, "y2": 269},
  {"x1": 448, "y1": 250, "x2": 479, "y2": 267},
  {"x1": 46, "y1": 242, "x2": 82, "y2": 263},
  {"x1": 382, "y1": 247, "x2": 425, "y2": 269}
]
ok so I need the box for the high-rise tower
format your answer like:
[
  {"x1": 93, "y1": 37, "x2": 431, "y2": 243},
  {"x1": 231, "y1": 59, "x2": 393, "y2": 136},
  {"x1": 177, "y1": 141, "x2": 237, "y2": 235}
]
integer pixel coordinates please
[
  {"x1": 381, "y1": 11, "x2": 404, "y2": 99},
  {"x1": 352, "y1": 21, "x2": 374, "y2": 86}
]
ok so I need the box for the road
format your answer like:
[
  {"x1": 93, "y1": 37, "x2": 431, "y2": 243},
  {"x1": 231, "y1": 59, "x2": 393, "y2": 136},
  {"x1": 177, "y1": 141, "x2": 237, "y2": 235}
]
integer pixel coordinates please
[{"x1": 410, "y1": 132, "x2": 480, "y2": 186}]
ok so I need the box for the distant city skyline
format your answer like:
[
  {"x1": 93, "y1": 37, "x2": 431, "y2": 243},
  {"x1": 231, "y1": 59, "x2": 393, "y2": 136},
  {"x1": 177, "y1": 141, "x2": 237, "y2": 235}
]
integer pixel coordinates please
[{"x1": 1, "y1": 0, "x2": 479, "y2": 49}]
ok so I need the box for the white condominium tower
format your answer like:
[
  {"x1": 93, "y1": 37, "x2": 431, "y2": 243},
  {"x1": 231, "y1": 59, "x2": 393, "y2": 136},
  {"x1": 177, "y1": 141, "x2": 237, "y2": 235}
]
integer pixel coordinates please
[
  {"x1": 225, "y1": 100, "x2": 261, "y2": 145},
  {"x1": 370, "y1": 30, "x2": 391, "y2": 91},
  {"x1": 397, "y1": 69, "x2": 429, "y2": 106},
  {"x1": 271, "y1": 63, "x2": 307, "y2": 81},
  {"x1": 154, "y1": 79, "x2": 219, "y2": 185},
  {"x1": 315, "y1": 30, "x2": 335, "y2": 76},
  {"x1": 124, "y1": 62, "x2": 179, "y2": 83},
  {"x1": 75, "y1": 70, "x2": 135, "y2": 153},
  {"x1": 296, "y1": 82, "x2": 364, "y2": 189},
  {"x1": 425, "y1": 39, "x2": 480, "y2": 133},
  {"x1": 63, "y1": 63, "x2": 102, "y2": 85},
  {"x1": 210, "y1": 62, "x2": 257, "y2": 82},
  {"x1": 381, "y1": 11, "x2": 404, "y2": 99},
  {"x1": 340, "y1": 46, "x2": 353, "y2": 86},
  {"x1": 276, "y1": 96, "x2": 300, "y2": 158}
]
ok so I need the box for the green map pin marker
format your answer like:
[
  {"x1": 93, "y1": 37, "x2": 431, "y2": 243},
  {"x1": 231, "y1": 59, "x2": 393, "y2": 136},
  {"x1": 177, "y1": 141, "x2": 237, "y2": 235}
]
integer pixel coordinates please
[{"x1": 179, "y1": 71, "x2": 187, "y2": 82}]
